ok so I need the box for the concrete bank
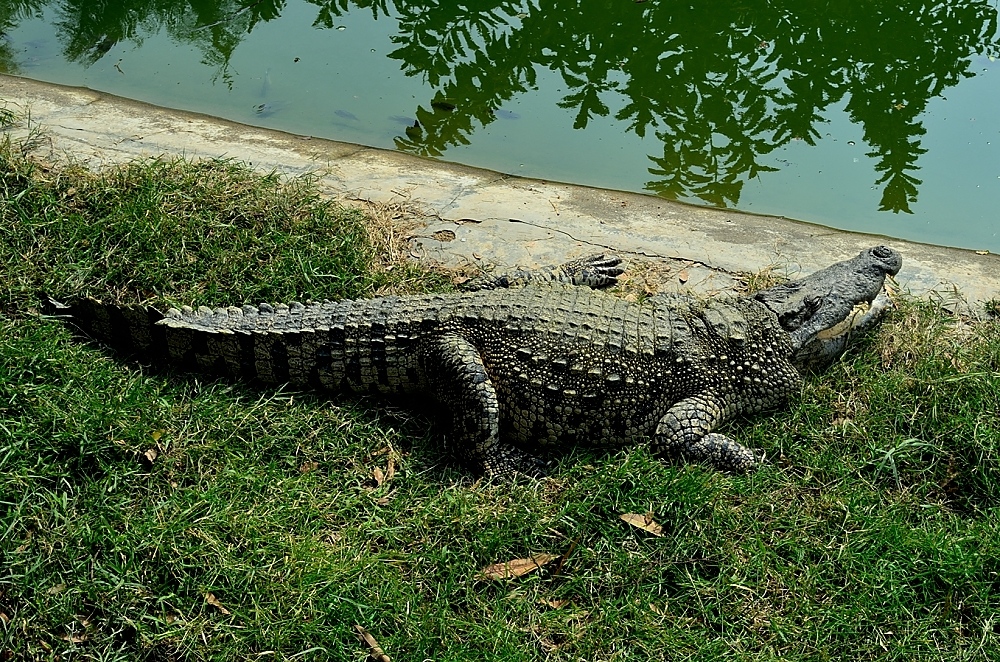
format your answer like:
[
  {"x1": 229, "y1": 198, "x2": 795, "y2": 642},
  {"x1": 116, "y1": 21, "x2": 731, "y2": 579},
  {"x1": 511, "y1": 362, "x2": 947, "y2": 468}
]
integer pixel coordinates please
[{"x1": 2, "y1": 74, "x2": 998, "y2": 306}]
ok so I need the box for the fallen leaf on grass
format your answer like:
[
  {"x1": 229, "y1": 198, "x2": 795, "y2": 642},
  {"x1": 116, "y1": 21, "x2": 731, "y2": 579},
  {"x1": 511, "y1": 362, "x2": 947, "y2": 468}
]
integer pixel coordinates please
[
  {"x1": 478, "y1": 554, "x2": 559, "y2": 580},
  {"x1": 47, "y1": 583, "x2": 66, "y2": 595},
  {"x1": 205, "y1": 592, "x2": 230, "y2": 615},
  {"x1": 299, "y1": 461, "x2": 319, "y2": 474},
  {"x1": 15, "y1": 530, "x2": 33, "y2": 553},
  {"x1": 371, "y1": 457, "x2": 397, "y2": 488},
  {"x1": 538, "y1": 598, "x2": 567, "y2": 609},
  {"x1": 620, "y1": 513, "x2": 664, "y2": 536},
  {"x1": 354, "y1": 624, "x2": 390, "y2": 662},
  {"x1": 60, "y1": 633, "x2": 88, "y2": 644},
  {"x1": 143, "y1": 448, "x2": 158, "y2": 464},
  {"x1": 550, "y1": 538, "x2": 578, "y2": 578}
]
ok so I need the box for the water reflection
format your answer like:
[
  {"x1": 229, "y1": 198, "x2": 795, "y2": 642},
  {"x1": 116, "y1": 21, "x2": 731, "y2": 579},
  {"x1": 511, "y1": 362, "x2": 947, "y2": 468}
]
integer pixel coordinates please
[
  {"x1": 47, "y1": 0, "x2": 290, "y2": 87},
  {"x1": 380, "y1": 0, "x2": 999, "y2": 213},
  {"x1": 0, "y1": 2, "x2": 41, "y2": 73},
  {"x1": 2, "y1": 0, "x2": 998, "y2": 215}
]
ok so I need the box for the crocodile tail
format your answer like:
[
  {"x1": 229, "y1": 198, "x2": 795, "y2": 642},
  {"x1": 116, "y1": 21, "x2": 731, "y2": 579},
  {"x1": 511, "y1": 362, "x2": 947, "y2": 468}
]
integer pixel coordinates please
[{"x1": 45, "y1": 297, "x2": 168, "y2": 362}]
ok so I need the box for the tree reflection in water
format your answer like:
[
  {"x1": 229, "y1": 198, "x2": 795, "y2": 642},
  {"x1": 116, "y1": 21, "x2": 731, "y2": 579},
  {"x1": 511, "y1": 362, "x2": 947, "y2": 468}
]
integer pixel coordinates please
[{"x1": 3, "y1": 0, "x2": 999, "y2": 214}]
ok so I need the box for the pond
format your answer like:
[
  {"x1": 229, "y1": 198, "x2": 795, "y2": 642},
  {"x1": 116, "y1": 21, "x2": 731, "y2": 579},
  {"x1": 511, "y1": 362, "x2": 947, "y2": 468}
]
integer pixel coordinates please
[{"x1": 2, "y1": 0, "x2": 999, "y2": 252}]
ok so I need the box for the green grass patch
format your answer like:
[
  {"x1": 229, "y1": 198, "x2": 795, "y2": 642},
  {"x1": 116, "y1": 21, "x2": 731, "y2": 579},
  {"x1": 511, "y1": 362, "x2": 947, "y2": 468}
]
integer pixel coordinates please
[
  {"x1": 0, "y1": 141, "x2": 439, "y2": 309},
  {"x1": 1, "y1": 136, "x2": 999, "y2": 660}
]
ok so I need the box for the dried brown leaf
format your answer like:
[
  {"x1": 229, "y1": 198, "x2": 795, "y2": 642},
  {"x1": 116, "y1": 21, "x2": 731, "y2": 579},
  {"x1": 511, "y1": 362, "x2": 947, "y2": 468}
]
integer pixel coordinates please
[
  {"x1": 620, "y1": 513, "x2": 664, "y2": 536},
  {"x1": 15, "y1": 530, "x2": 32, "y2": 553},
  {"x1": 539, "y1": 598, "x2": 567, "y2": 609},
  {"x1": 143, "y1": 448, "x2": 158, "y2": 463},
  {"x1": 205, "y1": 592, "x2": 231, "y2": 615},
  {"x1": 431, "y1": 229, "x2": 456, "y2": 242},
  {"x1": 60, "y1": 633, "x2": 88, "y2": 644},
  {"x1": 386, "y1": 458, "x2": 396, "y2": 482},
  {"x1": 354, "y1": 624, "x2": 391, "y2": 662},
  {"x1": 478, "y1": 553, "x2": 559, "y2": 580},
  {"x1": 373, "y1": 466, "x2": 385, "y2": 487},
  {"x1": 299, "y1": 461, "x2": 319, "y2": 474}
]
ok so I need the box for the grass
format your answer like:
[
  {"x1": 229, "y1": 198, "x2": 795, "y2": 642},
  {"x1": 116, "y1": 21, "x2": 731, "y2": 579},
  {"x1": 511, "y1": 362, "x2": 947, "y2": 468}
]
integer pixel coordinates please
[{"x1": 1, "y1": 127, "x2": 999, "y2": 661}]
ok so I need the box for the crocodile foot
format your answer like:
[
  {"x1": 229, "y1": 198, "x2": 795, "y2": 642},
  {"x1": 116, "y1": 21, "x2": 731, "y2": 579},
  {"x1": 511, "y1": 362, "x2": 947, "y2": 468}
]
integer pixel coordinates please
[
  {"x1": 483, "y1": 444, "x2": 549, "y2": 481},
  {"x1": 561, "y1": 253, "x2": 625, "y2": 289},
  {"x1": 681, "y1": 433, "x2": 760, "y2": 473}
]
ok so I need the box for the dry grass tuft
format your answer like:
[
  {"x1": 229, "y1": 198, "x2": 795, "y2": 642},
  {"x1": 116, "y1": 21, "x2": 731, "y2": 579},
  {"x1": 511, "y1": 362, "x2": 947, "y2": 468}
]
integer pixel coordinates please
[
  {"x1": 344, "y1": 199, "x2": 456, "y2": 295},
  {"x1": 736, "y1": 264, "x2": 784, "y2": 294},
  {"x1": 872, "y1": 299, "x2": 995, "y2": 372}
]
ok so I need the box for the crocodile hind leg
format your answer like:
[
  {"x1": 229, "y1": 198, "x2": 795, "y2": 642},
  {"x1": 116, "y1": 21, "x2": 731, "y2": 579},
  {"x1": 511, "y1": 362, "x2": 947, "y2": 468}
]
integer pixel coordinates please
[
  {"x1": 461, "y1": 254, "x2": 624, "y2": 292},
  {"x1": 652, "y1": 392, "x2": 759, "y2": 472},
  {"x1": 426, "y1": 333, "x2": 547, "y2": 479}
]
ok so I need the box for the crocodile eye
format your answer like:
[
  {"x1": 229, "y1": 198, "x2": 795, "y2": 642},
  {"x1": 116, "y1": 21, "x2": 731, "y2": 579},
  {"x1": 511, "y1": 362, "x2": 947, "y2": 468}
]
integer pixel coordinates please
[
  {"x1": 873, "y1": 246, "x2": 892, "y2": 259},
  {"x1": 777, "y1": 295, "x2": 827, "y2": 331}
]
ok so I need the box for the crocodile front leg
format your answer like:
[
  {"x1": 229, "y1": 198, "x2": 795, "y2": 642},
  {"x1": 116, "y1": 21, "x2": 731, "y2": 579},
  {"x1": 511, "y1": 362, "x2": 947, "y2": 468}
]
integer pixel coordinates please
[
  {"x1": 426, "y1": 333, "x2": 546, "y2": 479},
  {"x1": 652, "y1": 392, "x2": 759, "y2": 472},
  {"x1": 461, "y1": 254, "x2": 624, "y2": 292}
]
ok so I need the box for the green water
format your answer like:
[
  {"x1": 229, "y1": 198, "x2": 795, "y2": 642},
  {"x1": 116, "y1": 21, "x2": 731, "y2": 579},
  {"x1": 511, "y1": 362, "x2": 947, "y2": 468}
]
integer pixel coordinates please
[{"x1": 2, "y1": 0, "x2": 999, "y2": 251}]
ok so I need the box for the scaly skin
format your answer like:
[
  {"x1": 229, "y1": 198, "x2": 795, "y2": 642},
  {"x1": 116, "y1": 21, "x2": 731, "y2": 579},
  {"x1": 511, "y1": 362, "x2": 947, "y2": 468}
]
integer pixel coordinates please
[{"x1": 50, "y1": 248, "x2": 902, "y2": 479}]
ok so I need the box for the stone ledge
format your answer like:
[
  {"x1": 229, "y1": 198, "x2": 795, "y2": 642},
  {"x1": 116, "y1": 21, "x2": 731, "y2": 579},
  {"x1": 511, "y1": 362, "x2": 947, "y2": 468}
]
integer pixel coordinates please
[{"x1": 2, "y1": 73, "x2": 997, "y2": 306}]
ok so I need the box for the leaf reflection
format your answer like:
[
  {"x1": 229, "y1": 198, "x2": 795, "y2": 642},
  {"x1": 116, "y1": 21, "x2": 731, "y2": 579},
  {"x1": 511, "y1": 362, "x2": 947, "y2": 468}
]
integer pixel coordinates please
[
  {"x1": 9, "y1": 0, "x2": 1000, "y2": 214},
  {"x1": 382, "y1": 0, "x2": 999, "y2": 214}
]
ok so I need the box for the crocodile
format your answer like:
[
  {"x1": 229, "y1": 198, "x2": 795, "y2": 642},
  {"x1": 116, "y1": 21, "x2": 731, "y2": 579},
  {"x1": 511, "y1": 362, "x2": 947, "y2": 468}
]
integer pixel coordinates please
[{"x1": 49, "y1": 246, "x2": 902, "y2": 478}]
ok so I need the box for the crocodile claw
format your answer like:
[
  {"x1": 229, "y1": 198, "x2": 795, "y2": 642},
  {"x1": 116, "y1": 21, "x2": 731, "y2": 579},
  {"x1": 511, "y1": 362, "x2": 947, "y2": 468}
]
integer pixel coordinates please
[{"x1": 563, "y1": 253, "x2": 625, "y2": 289}]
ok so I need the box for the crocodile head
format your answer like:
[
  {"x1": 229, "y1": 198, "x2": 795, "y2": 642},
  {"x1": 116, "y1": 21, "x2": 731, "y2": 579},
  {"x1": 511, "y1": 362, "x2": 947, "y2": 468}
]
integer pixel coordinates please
[{"x1": 753, "y1": 245, "x2": 903, "y2": 372}]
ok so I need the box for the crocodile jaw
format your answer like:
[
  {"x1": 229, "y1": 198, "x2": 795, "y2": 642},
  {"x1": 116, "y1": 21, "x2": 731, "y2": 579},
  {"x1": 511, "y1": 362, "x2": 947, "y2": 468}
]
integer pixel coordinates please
[
  {"x1": 753, "y1": 245, "x2": 902, "y2": 371},
  {"x1": 789, "y1": 288, "x2": 895, "y2": 372}
]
